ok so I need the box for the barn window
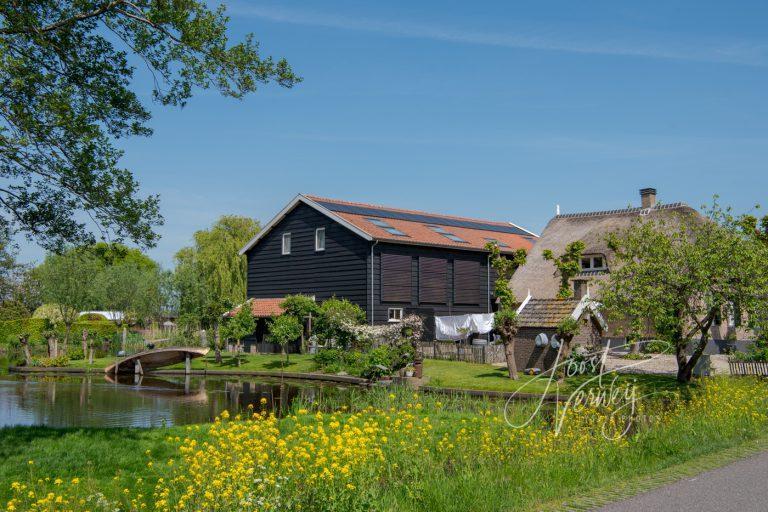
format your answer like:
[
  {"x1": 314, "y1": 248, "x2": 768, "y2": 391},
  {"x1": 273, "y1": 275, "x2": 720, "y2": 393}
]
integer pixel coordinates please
[
  {"x1": 315, "y1": 228, "x2": 325, "y2": 251},
  {"x1": 282, "y1": 233, "x2": 291, "y2": 255},
  {"x1": 388, "y1": 308, "x2": 404, "y2": 322}
]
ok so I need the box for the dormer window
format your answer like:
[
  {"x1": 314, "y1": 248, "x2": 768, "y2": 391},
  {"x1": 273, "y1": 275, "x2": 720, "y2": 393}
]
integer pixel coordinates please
[{"x1": 580, "y1": 255, "x2": 606, "y2": 271}]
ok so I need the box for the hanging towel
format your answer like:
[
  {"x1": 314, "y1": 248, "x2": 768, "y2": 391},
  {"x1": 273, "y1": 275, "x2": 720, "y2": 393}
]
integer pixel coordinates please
[
  {"x1": 435, "y1": 314, "x2": 472, "y2": 341},
  {"x1": 469, "y1": 313, "x2": 495, "y2": 334},
  {"x1": 435, "y1": 313, "x2": 495, "y2": 340}
]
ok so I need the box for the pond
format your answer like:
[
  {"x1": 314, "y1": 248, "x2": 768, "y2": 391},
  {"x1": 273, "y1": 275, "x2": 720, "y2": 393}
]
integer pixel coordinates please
[{"x1": 0, "y1": 372, "x2": 354, "y2": 428}]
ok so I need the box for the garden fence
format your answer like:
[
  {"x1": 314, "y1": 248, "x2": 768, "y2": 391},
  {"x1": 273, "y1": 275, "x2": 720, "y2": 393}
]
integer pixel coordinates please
[
  {"x1": 418, "y1": 341, "x2": 507, "y2": 365},
  {"x1": 728, "y1": 359, "x2": 768, "y2": 376}
]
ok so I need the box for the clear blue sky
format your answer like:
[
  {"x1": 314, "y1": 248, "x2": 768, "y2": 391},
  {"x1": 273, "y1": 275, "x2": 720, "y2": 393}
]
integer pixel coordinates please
[{"x1": 16, "y1": 0, "x2": 768, "y2": 267}]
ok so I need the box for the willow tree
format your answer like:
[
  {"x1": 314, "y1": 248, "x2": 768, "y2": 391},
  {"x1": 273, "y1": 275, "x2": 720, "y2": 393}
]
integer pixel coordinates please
[
  {"x1": 0, "y1": 1, "x2": 299, "y2": 251},
  {"x1": 35, "y1": 250, "x2": 99, "y2": 346},
  {"x1": 601, "y1": 203, "x2": 768, "y2": 382},
  {"x1": 486, "y1": 242, "x2": 527, "y2": 379},
  {"x1": 174, "y1": 216, "x2": 260, "y2": 339}
]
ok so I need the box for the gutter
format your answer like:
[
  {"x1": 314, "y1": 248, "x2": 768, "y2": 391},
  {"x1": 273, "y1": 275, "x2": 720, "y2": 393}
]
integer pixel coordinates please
[{"x1": 370, "y1": 240, "x2": 378, "y2": 325}]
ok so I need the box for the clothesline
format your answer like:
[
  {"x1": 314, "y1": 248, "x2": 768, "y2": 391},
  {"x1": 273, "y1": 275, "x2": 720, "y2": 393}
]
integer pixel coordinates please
[{"x1": 434, "y1": 313, "x2": 495, "y2": 341}]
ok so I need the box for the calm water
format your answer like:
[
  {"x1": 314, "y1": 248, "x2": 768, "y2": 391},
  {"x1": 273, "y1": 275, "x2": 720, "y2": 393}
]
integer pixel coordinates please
[{"x1": 0, "y1": 373, "x2": 354, "y2": 428}]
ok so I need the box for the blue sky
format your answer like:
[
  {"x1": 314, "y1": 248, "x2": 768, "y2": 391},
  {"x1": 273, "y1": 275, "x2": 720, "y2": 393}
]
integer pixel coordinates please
[{"x1": 16, "y1": 1, "x2": 768, "y2": 267}]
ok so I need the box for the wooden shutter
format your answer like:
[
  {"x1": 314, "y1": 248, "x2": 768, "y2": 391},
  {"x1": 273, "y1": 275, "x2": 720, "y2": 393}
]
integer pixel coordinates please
[
  {"x1": 454, "y1": 259, "x2": 480, "y2": 305},
  {"x1": 381, "y1": 253, "x2": 411, "y2": 302},
  {"x1": 419, "y1": 257, "x2": 447, "y2": 304}
]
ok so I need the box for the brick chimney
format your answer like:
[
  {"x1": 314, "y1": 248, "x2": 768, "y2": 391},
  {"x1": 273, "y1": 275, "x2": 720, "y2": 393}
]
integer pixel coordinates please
[{"x1": 640, "y1": 188, "x2": 657, "y2": 209}]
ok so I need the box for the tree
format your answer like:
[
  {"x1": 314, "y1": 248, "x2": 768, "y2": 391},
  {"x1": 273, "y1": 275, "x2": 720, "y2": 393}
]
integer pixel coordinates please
[
  {"x1": 279, "y1": 294, "x2": 318, "y2": 352},
  {"x1": 220, "y1": 305, "x2": 255, "y2": 367},
  {"x1": 601, "y1": 204, "x2": 768, "y2": 382},
  {"x1": 555, "y1": 316, "x2": 580, "y2": 361},
  {"x1": 34, "y1": 250, "x2": 99, "y2": 346},
  {"x1": 543, "y1": 241, "x2": 586, "y2": 300},
  {"x1": 269, "y1": 314, "x2": 302, "y2": 365},
  {"x1": 173, "y1": 216, "x2": 260, "y2": 338},
  {"x1": 486, "y1": 242, "x2": 528, "y2": 379},
  {"x1": 0, "y1": 2, "x2": 299, "y2": 251},
  {"x1": 91, "y1": 262, "x2": 162, "y2": 351},
  {"x1": 83, "y1": 242, "x2": 159, "y2": 271}
]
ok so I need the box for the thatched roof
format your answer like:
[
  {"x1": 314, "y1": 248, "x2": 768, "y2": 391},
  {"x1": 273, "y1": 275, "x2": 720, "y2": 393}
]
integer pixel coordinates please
[{"x1": 511, "y1": 201, "x2": 699, "y2": 300}]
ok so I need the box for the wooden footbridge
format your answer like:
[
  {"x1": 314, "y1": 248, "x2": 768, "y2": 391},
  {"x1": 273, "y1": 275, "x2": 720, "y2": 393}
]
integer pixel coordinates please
[{"x1": 104, "y1": 347, "x2": 209, "y2": 375}]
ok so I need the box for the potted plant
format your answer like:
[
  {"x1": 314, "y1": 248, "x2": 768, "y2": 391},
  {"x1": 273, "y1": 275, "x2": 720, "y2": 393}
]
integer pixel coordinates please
[{"x1": 404, "y1": 363, "x2": 415, "y2": 378}]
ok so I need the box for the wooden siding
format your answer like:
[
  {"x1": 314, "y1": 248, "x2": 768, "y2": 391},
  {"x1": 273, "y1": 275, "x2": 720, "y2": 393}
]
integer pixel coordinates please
[
  {"x1": 454, "y1": 259, "x2": 481, "y2": 305},
  {"x1": 419, "y1": 256, "x2": 448, "y2": 304},
  {"x1": 381, "y1": 253, "x2": 411, "y2": 302},
  {"x1": 246, "y1": 202, "x2": 369, "y2": 308},
  {"x1": 370, "y1": 243, "x2": 495, "y2": 336}
]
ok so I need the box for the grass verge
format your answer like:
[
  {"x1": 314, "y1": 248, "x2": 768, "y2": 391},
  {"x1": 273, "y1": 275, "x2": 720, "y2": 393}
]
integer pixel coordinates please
[{"x1": 2, "y1": 377, "x2": 767, "y2": 511}]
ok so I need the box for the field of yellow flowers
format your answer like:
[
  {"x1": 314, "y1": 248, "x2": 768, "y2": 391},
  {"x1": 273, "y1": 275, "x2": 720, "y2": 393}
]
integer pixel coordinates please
[{"x1": 4, "y1": 377, "x2": 768, "y2": 512}]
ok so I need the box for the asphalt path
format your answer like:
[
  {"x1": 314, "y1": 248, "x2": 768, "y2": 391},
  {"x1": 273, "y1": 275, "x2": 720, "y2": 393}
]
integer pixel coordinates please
[{"x1": 595, "y1": 450, "x2": 768, "y2": 512}]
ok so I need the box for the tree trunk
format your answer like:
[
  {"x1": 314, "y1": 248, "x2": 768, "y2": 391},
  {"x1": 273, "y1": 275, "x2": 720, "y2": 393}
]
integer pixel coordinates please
[
  {"x1": 20, "y1": 335, "x2": 32, "y2": 366},
  {"x1": 677, "y1": 330, "x2": 709, "y2": 383},
  {"x1": 47, "y1": 336, "x2": 54, "y2": 357},
  {"x1": 236, "y1": 341, "x2": 241, "y2": 367},
  {"x1": 121, "y1": 325, "x2": 127, "y2": 352},
  {"x1": 81, "y1": 329, "x2": 89, "y2": 359},
  {"x1": 503, "y1": 339, "x2": 519, "y2": 379},
  {"x1": 214, "y1": 322, "x2": 222, "y2": 364}
]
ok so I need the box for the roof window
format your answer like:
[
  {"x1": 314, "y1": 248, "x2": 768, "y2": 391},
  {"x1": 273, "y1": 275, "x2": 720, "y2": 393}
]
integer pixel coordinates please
[
  {"x1": 427, "y1": 225, "x2": 468, "y2": 243},
  {"x1": 484, "y1": 238, "x2": 509, "y2": 248},
  {"x1": 366, "y1": 217, "x2": 408, "y2": 237}
]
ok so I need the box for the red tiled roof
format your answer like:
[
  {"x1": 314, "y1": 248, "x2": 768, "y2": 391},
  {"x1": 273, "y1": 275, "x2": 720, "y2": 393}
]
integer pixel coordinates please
[
  {"x1": 305, "y1": 195, "x2": 536, "y2": 253},
  {"x1": 225, "y1": 298, "x2": 284, "y2": 318}
]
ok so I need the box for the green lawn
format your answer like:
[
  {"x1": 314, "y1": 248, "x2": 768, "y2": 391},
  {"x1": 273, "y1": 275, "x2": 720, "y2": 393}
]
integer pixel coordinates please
[
  {"x1": 67, "y1": 352, "x2": 318, "y2": 373},
  {"x1": 422, "y1": 358, "x2": 684, "y2": 395},
  {"x1": 57, "y1": 353, "x2": 685, "y2": 396}
]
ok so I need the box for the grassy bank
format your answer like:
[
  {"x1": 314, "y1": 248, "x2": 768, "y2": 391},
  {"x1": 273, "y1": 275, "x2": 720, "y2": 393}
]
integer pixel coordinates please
[
  {"x1": 57, "y1": 354, "x2": 681, "y2": 396},
  {"x1": 3, "y1": 377, "x2": 767, "y2": 511},
  {"x1": 66, "y1": 352, "x2": 318, "y2": 374}
]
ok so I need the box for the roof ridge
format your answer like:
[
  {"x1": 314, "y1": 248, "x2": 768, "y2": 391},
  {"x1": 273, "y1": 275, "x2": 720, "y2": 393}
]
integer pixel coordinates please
[
  {"x1": 555, "y1": 202, "x2": 690, "y2": 220},
  {"x1": 304, "y1": 194, "x2": 517, "y2": 228}
]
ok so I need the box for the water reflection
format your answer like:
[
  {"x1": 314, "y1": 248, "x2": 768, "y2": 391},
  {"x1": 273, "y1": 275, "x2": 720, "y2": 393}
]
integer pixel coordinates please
[{"x1": 0, "y1": 373, "x2": 352, "y2": 428}]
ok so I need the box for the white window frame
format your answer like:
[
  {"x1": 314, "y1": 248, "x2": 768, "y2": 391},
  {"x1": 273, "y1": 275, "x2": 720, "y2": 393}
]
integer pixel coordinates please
[
  {"x1": 282, "y1": 232, "x2": 291, "y2": 255},
  {"x1": 388, "y1": 308, "x2": 404, "y2": 323},
  {"x1": 580, "y1": 255, "x2": 607, "y2": 271},
  {"x1": 315, "y1": 227, "x2": 326, "y2": 252}
]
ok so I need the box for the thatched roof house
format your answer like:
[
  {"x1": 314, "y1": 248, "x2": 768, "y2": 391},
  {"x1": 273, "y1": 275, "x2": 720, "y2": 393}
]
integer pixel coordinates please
[{"x1": 511, "y1": 188, "x2": 698, "y2": 302}]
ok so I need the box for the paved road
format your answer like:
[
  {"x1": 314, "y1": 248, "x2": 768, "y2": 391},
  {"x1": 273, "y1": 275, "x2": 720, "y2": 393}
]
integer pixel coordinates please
[{"x1": 595, "y1": 450, "x2": 768, "y2": 512}]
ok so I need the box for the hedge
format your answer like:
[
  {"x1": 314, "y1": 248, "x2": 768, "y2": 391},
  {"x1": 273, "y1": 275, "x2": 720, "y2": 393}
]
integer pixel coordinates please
[{"x1": 0, "y1": 319, "x2": 119, "y2": 345}]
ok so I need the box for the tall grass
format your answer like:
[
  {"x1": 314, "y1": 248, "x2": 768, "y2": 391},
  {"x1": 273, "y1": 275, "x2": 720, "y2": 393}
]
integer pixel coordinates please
[{"x1": 3, "y1": 377, "x2": 767, "y2": 512}]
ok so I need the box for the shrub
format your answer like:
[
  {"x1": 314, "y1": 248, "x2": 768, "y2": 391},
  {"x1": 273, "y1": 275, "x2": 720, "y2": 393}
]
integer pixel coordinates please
[
  {"x1": 0, "y1": 319, "x2": 118, "y2": 345},
  {"x1": 32, "y1": 354, "x2": 70, "y2": 367},
  {"x1": 642, "y1": 339, "x2": 671, "y2": 354},
  {"x1": 360, "y1": 346, "x2": 396, "y2": 380},
  {"x1": 316, "y1": 298, "x2": 366, "y2": 348}
]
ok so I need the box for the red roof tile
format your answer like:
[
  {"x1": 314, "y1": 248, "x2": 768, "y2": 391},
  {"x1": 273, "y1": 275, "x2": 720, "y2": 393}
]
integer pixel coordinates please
[
  {"x1": 225, "y1": 298, "x2": 284, "y2": 318},
  {"x1": 306, "y1": 195, "x2": 536, "y2": 253}
]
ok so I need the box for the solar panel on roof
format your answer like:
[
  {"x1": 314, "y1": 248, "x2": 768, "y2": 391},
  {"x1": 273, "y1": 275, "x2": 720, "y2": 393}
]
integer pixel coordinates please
[{"x1": 317, "y1": 200, "x2": 527, "y2": 236}]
